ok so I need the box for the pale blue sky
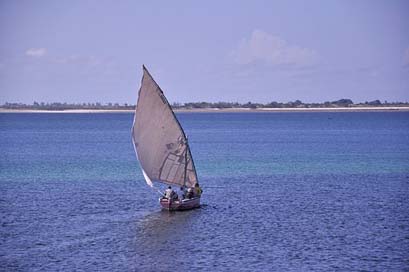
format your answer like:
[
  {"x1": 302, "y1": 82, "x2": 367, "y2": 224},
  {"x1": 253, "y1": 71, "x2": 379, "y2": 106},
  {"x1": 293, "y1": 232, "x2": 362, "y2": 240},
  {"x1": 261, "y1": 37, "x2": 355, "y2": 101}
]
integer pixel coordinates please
[{"x1": 1, "y1": 0, "x2": 408, "y2": 104}]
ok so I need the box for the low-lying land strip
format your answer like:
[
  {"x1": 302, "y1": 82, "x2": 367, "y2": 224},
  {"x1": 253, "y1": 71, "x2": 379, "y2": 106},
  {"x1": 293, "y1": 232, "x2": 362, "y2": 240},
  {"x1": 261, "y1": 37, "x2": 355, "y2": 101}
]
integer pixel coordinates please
[{"x1": 1, "y1": 99, "x2": 408, "y2": 113}]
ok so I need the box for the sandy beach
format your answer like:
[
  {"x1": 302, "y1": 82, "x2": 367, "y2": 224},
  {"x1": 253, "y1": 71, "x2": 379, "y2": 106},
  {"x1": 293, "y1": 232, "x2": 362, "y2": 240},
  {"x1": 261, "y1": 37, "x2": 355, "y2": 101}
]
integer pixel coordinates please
[{"x1": 1, "y1": 107, "x2": 409, "y2": 113}]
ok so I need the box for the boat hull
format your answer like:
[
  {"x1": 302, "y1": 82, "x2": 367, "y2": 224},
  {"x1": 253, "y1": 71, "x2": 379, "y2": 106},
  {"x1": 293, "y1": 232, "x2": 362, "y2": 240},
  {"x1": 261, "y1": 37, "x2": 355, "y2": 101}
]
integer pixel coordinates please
[{"x1": 159, "y1": 197, "x2": 201, "y2": 211}]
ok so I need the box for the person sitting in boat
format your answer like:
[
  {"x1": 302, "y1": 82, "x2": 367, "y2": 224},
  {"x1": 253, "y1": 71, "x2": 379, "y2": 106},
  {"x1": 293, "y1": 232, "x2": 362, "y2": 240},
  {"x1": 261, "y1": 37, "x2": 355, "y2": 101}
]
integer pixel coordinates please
[
  {"x1": 164, "y1": 186, "x2": 178, "y2": 200},
  {"x1": 172, "y1": 191, "x2": 179, "y2": 200},
  {"x1": 179, "y1": 186, "x2": 186, "y2": 200},
  {"x1": 194, "y1": 183, "x2": 202, "y2": 197},
  {"x1": 164, "y1": 186, "x2": 172, "y2": 199},
  {"x1": 186, "y1": 187, "x2": 194, "y2": 199}
]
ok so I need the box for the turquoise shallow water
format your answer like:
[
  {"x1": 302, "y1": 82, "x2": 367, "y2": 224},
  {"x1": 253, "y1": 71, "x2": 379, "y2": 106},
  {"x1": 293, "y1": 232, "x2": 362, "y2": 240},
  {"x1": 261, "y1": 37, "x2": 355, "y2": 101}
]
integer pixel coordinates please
[{"x1": 1, "y1": 112, "x2": 409, "y2": 271}]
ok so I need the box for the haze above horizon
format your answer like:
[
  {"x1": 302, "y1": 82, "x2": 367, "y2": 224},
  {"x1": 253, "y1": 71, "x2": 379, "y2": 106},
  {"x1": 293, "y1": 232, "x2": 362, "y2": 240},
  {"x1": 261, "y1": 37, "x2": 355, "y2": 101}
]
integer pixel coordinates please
[{"x1": 1, "y1": 0, "x2": 408, "y2": 104}]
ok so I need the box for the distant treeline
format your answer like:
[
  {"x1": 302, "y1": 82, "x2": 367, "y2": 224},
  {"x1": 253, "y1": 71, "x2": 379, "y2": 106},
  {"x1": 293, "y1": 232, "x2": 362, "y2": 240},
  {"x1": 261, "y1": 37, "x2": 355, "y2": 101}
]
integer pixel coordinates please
[
  {"x1": 1, "y1": 99, "x2": 409, "y2": 110},
  {"x1": 1, "y1": 102, "x2": 135, "y2": 111},
  {"x1": 176, "y1": 99, "x2": 409, "y2": 109}
]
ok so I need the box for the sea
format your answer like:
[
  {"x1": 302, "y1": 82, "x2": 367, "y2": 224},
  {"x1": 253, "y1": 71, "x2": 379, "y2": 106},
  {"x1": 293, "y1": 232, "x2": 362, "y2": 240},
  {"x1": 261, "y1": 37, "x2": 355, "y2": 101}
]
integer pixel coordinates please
[{"x1": 1, "y1": 111, "x2": 409, "y2": 271}]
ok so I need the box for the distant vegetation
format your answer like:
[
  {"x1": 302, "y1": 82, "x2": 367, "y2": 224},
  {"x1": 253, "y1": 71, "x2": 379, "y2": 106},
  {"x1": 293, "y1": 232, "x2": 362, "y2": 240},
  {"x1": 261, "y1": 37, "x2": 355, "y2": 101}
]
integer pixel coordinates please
[
  {"x1": 0, "y1": 102, "x2": 135, "y2": 111},
  {"x1": 176, "y1": 99, "x2": 409, "y2": 109},
  {"x1": 1, "y1": 99, "x2": 408, "y2": 111}
]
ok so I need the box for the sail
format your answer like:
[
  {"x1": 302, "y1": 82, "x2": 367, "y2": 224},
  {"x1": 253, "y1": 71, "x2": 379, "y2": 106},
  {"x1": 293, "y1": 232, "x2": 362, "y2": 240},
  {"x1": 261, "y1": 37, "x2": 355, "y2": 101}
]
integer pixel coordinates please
[{"x1": 132, "y1": 66, "x2": 198, "y2": 188}]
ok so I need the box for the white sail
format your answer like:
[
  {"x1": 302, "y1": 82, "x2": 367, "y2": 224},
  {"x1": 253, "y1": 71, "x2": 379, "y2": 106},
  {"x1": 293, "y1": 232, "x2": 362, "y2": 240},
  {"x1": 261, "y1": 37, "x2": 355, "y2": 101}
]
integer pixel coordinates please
[{"x1": 132, "y1": 66, "x2": 198, "y2": 188}]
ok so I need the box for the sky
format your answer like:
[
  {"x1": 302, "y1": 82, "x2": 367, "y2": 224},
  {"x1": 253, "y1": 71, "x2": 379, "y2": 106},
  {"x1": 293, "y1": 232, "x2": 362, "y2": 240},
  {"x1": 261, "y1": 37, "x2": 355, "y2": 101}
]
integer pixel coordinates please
[{"x1": 0, "y1": 0, "x2": 408, "y2": 104}]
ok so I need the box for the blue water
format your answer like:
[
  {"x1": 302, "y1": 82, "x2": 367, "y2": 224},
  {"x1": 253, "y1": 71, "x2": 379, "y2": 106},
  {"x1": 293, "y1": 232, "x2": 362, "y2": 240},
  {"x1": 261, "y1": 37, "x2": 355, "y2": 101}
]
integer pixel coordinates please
[{"x1": 1, "y1": 112, "x2": 409, "y2": 271}]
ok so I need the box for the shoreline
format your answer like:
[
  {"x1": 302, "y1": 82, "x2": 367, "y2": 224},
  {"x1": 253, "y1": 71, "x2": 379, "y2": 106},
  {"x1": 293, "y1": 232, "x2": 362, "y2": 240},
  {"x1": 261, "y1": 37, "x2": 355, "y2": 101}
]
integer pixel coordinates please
[{"x1": 1, "y1": 107, "x2": 409, "y2": 113}]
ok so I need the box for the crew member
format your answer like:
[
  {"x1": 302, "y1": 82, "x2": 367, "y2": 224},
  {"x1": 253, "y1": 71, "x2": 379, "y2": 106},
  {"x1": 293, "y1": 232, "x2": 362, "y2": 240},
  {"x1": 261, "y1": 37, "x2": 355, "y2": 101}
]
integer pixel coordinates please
[{"x1": 194, "y1": 183, "x2": 202, "y2": 197}]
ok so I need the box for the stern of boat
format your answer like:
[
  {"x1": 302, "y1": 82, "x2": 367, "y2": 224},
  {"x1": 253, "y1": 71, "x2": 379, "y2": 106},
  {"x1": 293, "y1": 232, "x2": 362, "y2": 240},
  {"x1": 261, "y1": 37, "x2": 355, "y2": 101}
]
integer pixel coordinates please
[{"x1": 159, "y1": 197, "x2": 201, "y2": 211}]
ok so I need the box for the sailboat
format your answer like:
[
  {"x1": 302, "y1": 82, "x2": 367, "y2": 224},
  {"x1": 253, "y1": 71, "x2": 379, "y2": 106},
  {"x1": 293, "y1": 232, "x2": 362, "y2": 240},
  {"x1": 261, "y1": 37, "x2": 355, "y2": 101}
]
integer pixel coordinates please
[{"x1": 131, "y1": 65, "x2": 201, "y2": 211}]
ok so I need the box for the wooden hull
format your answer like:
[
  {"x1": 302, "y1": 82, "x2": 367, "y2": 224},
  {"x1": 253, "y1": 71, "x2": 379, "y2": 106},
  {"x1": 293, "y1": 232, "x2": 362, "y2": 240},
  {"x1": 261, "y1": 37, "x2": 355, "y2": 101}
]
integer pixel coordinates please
[{"x1": 159, "y1": 197, "x2": 201, "y2": 211}]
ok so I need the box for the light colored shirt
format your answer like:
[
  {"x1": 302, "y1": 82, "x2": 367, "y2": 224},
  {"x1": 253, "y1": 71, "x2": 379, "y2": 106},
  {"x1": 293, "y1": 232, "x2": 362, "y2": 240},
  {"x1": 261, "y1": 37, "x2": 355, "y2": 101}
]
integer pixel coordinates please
[{"x1": 164, "y1": 188, "x2": 173, "y2": 198}]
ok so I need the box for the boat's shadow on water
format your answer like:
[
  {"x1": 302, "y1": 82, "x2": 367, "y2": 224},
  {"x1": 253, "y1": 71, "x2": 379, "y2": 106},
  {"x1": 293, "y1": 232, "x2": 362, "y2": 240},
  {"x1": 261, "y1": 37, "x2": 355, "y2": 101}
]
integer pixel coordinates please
[
  {"x1": 131, "y1": 207, "x2": 207, "y2": 269},
  {"x1": 134, "y1": 207, "x2": 202, "y2": 249}
]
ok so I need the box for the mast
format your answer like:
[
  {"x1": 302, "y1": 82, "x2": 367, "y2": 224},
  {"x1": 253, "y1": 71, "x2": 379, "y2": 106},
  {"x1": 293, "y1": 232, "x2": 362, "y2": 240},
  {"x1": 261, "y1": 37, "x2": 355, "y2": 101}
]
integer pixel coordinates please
[
  {"x1": 187, "y1": 142, "x2": 198, "y2": 185},
  {"x1": 183, "y1": 143, "x2": 188, "y2": 188}
]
